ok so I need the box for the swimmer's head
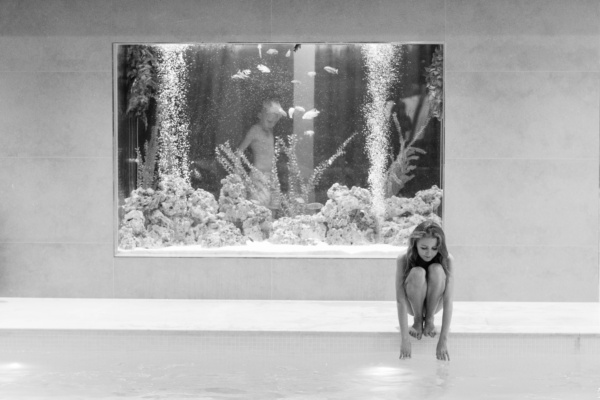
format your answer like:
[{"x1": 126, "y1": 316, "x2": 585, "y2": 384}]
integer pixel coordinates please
[{"x1": 258, "y1": 99, "x2": 285, "y2": 130}]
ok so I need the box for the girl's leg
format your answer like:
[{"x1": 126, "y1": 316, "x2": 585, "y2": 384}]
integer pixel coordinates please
[
  {"x1": 404, "y1": 267, "x2": 427, "y2": 340},
  {"x1": 424, "y1": 263, "x2": 446, "y2": 337}
]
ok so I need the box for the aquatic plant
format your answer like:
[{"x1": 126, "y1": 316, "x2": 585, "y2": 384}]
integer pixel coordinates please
[
  {"x1": 275, "y1": 132, "x2": 358, "y2": 217},
  {"x1": 215, "y1": 141, "x2": 263, "y2": 203},
  {"x1": 425, "y1": 46, "x2": 443, "y2": 121},
  {"x1": 361, "y1": 44, "x2": 399, "y2": 238},
  {"x1": 135, "y1": 126, "x2": 158, "y2": 189},
  {"x1": 384, "y1": 112, "x2": 429, "y2": 196},
  {"x1": 156, "y1": 45, "x2": 191, "y2": 185},
  {"x1": 125, "y1": 45, "x2": 159, "y2": 128}
]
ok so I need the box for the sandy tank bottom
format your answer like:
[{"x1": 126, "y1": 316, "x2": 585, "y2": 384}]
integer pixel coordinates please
[{"x1": 0, "y1": 347, "x2": 598, "y2": 399}]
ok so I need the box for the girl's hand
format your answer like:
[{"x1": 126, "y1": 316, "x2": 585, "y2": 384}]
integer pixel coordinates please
[
  {"x1": 399, "y1": 338, "x2": 411, "y2": 359},
  {"x1": 436, "y1": 338, "x2": 450, "y2": 361}
]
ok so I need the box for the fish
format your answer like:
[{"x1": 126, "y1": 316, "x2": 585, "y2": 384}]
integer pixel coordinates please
[
  {"x1": 307, "y1": 71, "x2": 316, "y2": 77},
  {"x1": 286, "y1": 49, "x2": 291, "y2": 57},
  {"x1": 242, "y1": 69, "x2": 251, "y2": 75},
  {"x1": 294, "y1": 44, "x2": 301, "y2": 52},
  {"x1": 324, "y1": 66, "x2": 338, "y2": 74},
  {"x1": 276, "y1": 107, "x2": 287, "y2": 118},
  {"x1": 304, "y1": 130, "x2": 315, "y2": 137},
  {"x1": 288, "y1": 107, "x2": 295, "y2": 118},
  {"x1": 257, "y1": 44, "x2": 262, "y2": 58},
  {"x1": 294, "y1": 106, "x2": 306, "y2": 113},
  {"x1": 191, "y1": 169, "x2": 202, "y2": 180},
  {"x1": 306, "y1": 202, "x2": 324, "y2": 210},
  {"x1": 295, "y1": 197, "x2": 305, "y2": 204},
  {"x1": 302, "y1": 109, "x2": 320, "y2": 119},
  {"x1": 231, "y1": 69, "x2": 250, "y2": 80},
  {"x1": 257, "y1": 64, "x2": 270, "y2": 73},
  {"x1": 266, "y1": 48, "x2": 278, "y2": 55},
  {"x1": 291, "y1": 80, "x2": 301, "y2": 85}
]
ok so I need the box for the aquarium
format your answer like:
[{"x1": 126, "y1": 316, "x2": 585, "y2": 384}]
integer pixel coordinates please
[{"x1": 114, "y1": 43, "x2": 444, "y2": 257}]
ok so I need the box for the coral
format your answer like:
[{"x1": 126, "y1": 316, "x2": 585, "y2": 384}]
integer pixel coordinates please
[
  {"x1": 218, "y1": 174, "x2": 273, "y2": 242},
  {"x1": 326, "y1": 225, "x2": 376, "y2": 246},
  {"x1": 414, "y1": 185, "x2": 443, "y2": 212},
  {"x1": 118, "y1": 174, "x2": 243, "y2": 250},
  {"x1": 320, "y1": 184, "x2": 378, "y2": 245},
  {"x1": 269, "y1": 214, "x2": 327, "y2": 245},
  {"x1": 123, "y1": 187, "x2": 164, "y2": 214},
  {"x1": 199, "y1": 219, "x2": 247, "y2": 247},
  {"x1": 118, "y1": 227, "x2": 139, "y2": 250}
]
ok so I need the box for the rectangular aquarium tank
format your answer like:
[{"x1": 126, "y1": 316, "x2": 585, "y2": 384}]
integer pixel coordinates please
[{"x1": 114, "y1": 43, "x2": 444, "y2": 257}]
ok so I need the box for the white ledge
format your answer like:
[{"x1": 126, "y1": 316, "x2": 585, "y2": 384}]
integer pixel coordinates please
[{"x1": 0, "y1": 298, "x2": 598, "y2": 335}]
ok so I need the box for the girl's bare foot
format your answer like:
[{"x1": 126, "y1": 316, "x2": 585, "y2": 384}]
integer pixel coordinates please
[
  {"x1": 409, "y1": 319, "x2": 423, "y2": 340},
  {"x1": 423, "y1": 318, "x2": 437, "y2": 337}
]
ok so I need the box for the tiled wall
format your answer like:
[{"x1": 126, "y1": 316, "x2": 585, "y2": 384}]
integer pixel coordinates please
[{"x1": 0, "y1": 0, "x2": 597, "y2": 301}]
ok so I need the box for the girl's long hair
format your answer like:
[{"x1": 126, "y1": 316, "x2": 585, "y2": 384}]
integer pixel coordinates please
[{"x1": 404, "y1": 220, "x2": 450, "y2": 282}]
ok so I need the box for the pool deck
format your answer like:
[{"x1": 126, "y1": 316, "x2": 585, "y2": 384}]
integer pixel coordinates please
[{"x1": 0, "y1": 298, "x2": 598, "y2": 335}]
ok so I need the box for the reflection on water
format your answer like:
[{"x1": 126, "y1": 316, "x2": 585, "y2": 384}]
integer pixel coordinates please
[{"x1": 1, "y1": 350, "x2": 598, "y2": 399}]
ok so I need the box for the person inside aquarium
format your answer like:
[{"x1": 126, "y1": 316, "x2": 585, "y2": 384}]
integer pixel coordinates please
[
  {"x1": 237, "y1": 99, "x2": 285, "y2": 208},
  {"x1": 395, "y1": 220, "x2": 454, "y2": 361}
]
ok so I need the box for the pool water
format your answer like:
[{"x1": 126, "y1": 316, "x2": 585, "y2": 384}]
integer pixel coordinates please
[{"x1": 0, "y1": 348, "x2": 598, "y2": 399}]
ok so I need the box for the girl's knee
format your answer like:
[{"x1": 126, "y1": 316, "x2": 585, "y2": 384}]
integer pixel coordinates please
[
  {"x1": 428, "y1": 263, "x2": 446, "y2": 279},
  {"x1": 407, "y1": 267, "x2": 427, "y2": 283}
]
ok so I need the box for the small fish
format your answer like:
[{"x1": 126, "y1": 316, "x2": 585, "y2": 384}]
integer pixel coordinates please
[
  {"x1": 324, "y1": 66, "x2": 338, "y2": 74},
  {"x1": 291, "y1": 80, "x2": 301, "y2": 85},
  {"x1": 276, "y1": 107, "x2": 287, "y2": 118},
  {"x1": 295, "y1": 197, "x2": 305, "y2": 204},
  {"x1": 286, "y1": 49, "x2": 291, "y2": 57},
  {"x1": 231, "y1": 69, "x2": 250, "y2": 80},
  {"x1": 306, "y1": 202, "x2": 324, "y2": 210},
  {"x1": 302, "y1": 108, "x2": 320, "y2": 120},
  {"x1": 307, "y1": 71, "x2": 316, "y2": 77},
  {"x1": 257, "y1": 64, "x2": 270, "y2": 73},
  {"x1": 266, "y1": 48, "x2": 278, "y2": 55},
  {"x1": 191, "y1": 169, "x2": 202, "y2": 180},
  {"x1": 288, "y1": 107, "x2": 295, "y2": 118},
  {"x1": 304, "y1": 130, "x2": 315, "y2": 137},
  {"x1": 126, "y1": 158, "x2": 139, "y2": 163},
  {"x1": 294, "y1": 106, "x2": 306, "y2": 113},
  {"x1": 294, "y1": 44, "x2": 301, "y2": 52},
  {"x1": 257, "y1": 44, "x2": 262, "y2": 58}
]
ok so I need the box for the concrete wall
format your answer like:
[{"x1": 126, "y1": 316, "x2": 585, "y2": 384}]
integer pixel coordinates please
[{"x1": 0, "y1": 0, "x2": 597, "y2": 301}]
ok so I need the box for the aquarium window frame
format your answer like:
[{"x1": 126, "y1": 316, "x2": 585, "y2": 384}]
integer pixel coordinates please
[{"x1": 112, "y1": 41, "x2": 446, "y2": 259}]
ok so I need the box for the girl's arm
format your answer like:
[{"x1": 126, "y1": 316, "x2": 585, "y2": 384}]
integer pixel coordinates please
[
  {"x1": 396, "y1": 254, "x2": 412, "y2": 359},
  {"x1": 437, "y1": 254, "x2": 454, "y2": 360}
]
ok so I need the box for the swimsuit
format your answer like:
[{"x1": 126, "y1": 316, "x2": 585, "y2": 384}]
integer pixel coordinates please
[{"x1": 413, "y1": 253, "x2": 442, "y2": 277}]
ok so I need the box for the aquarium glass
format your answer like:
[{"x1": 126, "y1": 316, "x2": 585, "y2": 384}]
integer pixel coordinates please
[{"x1": 114, "y1": 43, "x2": 444, "y2": 257}]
